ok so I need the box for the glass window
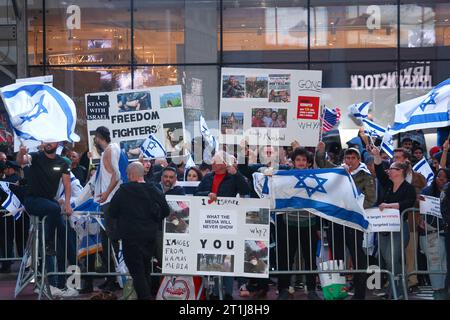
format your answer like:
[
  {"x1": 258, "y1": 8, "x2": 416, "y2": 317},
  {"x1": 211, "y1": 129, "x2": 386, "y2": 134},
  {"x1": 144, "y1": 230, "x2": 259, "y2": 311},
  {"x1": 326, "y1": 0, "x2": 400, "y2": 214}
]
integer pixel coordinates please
[
  {"x1": 27, "y1": 0, "x2": 43, "y2": 65},
  {"x1": 400, "y1": 1, "x2": 450, "y2": 60},
  {"x1": 310, "y1": 1, "x2": 398, "y2": 61},
  {"x1": 134, "y1": 0, "x2": 219, "y2": 64},
  {"x1": 48, "y1": 66, "x2": 132, "y2": 150},
  {"x1": 311, "y1": 62, "x2": 398, "y2": 129},
  {"x1": 0, "y1": 1, "x2": 17, "y2": 65},
  {"x1": 45, "y1": 0, "x2": 131, "y2": 66},
  {"x1": 222, "y1": 0, "x2": 308, "y2": 63}
]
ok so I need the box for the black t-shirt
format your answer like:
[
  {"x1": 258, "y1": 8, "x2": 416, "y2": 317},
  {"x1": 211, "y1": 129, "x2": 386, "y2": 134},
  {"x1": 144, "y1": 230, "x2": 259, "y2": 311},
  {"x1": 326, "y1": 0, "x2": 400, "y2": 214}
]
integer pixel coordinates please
[
  {"x1": 27, "y1": 151, "x2": 71, "y2": 200},
  {"x1": 72, "y1": 165, "x2": 87, "y2": 186}
]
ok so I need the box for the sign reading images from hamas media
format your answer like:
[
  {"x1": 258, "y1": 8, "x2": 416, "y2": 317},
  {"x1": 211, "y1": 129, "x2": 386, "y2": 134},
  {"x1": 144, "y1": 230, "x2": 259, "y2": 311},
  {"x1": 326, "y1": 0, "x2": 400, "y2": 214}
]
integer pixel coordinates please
[
  {"x1": 85, "y1": 85, "x2": 186, "y2": 163},
  {"x1": 162, "y1": 195, "x2": 271, "y2": 278},
  {"x1": 220, "y1": 67, "x2": 322, "y2": 147}
]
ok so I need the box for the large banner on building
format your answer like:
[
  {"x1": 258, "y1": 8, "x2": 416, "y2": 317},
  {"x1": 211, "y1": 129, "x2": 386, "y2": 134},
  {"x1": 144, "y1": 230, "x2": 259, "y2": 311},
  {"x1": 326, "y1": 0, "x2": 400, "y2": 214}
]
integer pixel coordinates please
[
  {"x1": 85, "y1": 85, "x2": 185, "y2": 162},
  {"x1": 219, "y1": 67, "x2": 322, "y2": 147},
  {"x1": 163, "y1": 195, "x2": 271, "y2": 279}
]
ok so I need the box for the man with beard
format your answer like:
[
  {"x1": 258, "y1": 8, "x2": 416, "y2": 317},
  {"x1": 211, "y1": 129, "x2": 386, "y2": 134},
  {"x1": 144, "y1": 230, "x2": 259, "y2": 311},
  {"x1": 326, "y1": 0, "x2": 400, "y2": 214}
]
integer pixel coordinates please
[{"x1": 93, "y1": 126, "x2": 123, "y2": 292}]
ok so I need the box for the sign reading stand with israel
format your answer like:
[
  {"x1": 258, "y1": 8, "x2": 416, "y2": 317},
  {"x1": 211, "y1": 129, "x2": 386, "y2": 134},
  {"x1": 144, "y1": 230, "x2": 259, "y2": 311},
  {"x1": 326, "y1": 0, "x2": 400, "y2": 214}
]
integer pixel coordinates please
[
  {"x1": 85, "y1": 85, "x2": 186, "y2": 162},
  {"x1": 162, "y1": 195, "x2": 271, "y2": 278},
  {"x1": 219, "y1": 67, "x2": 322, "y2": 147}
]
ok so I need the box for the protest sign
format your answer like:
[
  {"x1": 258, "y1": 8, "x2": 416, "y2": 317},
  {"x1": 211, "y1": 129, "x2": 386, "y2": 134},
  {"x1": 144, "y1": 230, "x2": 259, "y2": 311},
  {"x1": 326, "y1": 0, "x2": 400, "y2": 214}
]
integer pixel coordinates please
[
  {"x1": 365, "y1": 207, "x2": 401, "y2": 232},
  {"x1": 220, "y1": 67, "x2": 322, "y2": 147},
  {"x1": 85, "y1": 85, "x2": 185, "y2": 162},
  {"x1": 420, "y1": 195, "x2": 442, "y2": 218},
  {"x1": 162, "y1": 196, "x2": 271, "y2": 278}
]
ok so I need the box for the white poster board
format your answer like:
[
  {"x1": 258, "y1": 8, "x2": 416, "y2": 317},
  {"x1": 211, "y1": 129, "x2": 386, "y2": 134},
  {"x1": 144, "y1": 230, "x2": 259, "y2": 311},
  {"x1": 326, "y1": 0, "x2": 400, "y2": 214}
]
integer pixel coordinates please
[
  {"x1": 420, "y1": 195, "x2": 442, "y2": 218},
  {"x1": 366, "y1": 208, "x2": 401, "y2": 232},
  {"x1": 162, "y1": 196, "x2": 271, "y2": 278},
  {"x1": 85, "y1": 85, "x2": 185, "y2": 162},
  {"x1": 219, "y1": 67, "x2": 322, "y2": 147}
]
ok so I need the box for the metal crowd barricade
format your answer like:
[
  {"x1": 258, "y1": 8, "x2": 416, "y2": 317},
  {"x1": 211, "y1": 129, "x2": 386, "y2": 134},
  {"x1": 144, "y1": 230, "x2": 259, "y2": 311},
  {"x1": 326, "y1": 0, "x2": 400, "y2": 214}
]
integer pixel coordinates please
[
  {"x1": 268, "y1": 210, "x2": 400, "y2": 300},
  {"x1": 401, "y1": 208, "x2": 448, "y2": 300},
  {"x1": 0, "y1": 209, "x2": 29, "y2": 268},
  {"x1": 31, "y1": 209, "x2": 412, "y2": 300}
]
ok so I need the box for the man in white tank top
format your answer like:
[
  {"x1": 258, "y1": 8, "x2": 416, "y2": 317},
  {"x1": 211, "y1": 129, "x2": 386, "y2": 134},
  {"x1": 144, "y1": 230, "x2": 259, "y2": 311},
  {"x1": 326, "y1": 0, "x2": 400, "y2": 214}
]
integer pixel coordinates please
[{"x1": 93, "y1": 126, "x2": 122, "y2": 292}]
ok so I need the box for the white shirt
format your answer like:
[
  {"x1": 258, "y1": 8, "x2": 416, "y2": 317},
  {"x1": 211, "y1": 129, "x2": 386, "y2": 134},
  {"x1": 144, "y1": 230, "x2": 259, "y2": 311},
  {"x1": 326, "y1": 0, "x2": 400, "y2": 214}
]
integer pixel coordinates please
[{"x1": 94, "y1": 143, "x2": 121, "y2": 205}]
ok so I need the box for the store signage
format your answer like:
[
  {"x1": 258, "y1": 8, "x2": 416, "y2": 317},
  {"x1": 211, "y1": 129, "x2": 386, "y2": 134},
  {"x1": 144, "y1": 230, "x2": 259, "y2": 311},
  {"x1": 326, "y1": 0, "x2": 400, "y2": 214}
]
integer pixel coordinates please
[
  {"x1": 350, "y1": 65, "x2": 432, "y2": 90},
  {"x1": 66, "y1": 5, "x2": 81, "y2": 30}
]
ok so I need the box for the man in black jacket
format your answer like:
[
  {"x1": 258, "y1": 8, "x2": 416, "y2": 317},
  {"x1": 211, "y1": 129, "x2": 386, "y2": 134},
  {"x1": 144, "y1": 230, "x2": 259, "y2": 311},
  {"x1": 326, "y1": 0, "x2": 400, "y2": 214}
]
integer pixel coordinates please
[
  {"x1": 109, "y1": 162, "x2": 170, "y2": 300},
  {"x1": 156, "y1": 166, "x2": 185, "y2": 195}
]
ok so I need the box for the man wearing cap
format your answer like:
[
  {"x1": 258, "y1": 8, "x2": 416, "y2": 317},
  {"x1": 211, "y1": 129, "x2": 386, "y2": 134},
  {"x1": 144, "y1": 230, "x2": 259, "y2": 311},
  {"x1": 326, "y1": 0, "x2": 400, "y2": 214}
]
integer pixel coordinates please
[
  {"x1": 93, "y1": 126, "x2": 122, "y2": 292},
  {"x1": 3, "y1": 160, "x2": 21, "y2": 184},
  {"x1": 316, "y1": 142, "x2": 376, "y2": 299}
]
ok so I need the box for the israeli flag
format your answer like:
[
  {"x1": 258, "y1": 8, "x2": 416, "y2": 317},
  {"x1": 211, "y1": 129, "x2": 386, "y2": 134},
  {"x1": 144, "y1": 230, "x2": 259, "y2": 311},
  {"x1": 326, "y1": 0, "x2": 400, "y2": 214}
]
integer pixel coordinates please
[
  {"x1": 390, "y1": 78, "x2": 450, "y2": 134},
  {"x1": 0, "y1": 182, "x2": 24, "y2": 220},
  {"x1": 185, "y1": 152, "x2": 196, "y2": 169},
  {"x1": 140, "y1": 134, "x2": 166, "y2": 159},
  {"x1": 381, "y1": 128, "x2": 395, "y2": 158},
  {"x1": 348, "y1": 102, "x2": 372, "y2": 123},
  {"x1": 362, "y1": 118, "x2": 386, "y2": 138},
  {"x1": 0, "y1": 82, "x2": 80, "y2": 143},
  {"x1": 252, "y1": 172, "x2": 270, "y2": 199},
  {"x1": 200, "y1": 115, "x2": 219, "y2": 162},
  {"x1": 268, "y1": 168, "x2": 370, "y2": 232},
  {"x1": 56, "y1": 172, "x2": 84, "y2": 204},
  {"x1": 413, "y1": 158, "x2": 435, "y2": 186}
]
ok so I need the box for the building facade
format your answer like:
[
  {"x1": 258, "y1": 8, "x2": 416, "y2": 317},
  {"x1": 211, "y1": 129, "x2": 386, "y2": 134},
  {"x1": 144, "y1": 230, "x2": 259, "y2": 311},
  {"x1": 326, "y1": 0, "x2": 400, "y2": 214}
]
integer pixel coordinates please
[{"x1": 0, "y1": 0, "x2": 449, "y2": 151}]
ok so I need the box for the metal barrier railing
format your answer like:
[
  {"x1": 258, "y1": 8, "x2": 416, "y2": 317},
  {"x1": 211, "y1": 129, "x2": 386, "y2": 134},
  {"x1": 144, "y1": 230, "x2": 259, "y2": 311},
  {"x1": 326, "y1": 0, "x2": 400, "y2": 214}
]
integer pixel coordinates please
[
  {"x1": 0, "y1": 210, "x2": 30, "y2": 267},
  {"x1": 401, "y1": 208, "x2": 448, "y2": 300},
  {"x1": 19, "y1": 209, "x2": 432, "y2": 300}
]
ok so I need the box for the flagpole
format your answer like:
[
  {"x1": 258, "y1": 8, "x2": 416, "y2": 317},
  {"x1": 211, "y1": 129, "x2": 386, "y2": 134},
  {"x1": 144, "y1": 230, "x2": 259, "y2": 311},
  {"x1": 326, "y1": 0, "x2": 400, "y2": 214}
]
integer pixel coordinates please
[{"x1": 318, "y1": 104, "x2": 324, "y2": 143}]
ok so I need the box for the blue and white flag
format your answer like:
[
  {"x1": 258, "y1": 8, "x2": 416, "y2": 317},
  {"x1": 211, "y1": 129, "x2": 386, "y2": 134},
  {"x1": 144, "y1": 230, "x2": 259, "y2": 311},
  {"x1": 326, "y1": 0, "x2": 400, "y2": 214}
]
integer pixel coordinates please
[
  {"x1": 56, "y1": 172, "x2": 83, "y2": 204},
  {"x1": 268, "y1": 168, "x2": 370, "y2": 232},
  {"x1": 381, "y1": 128, "x2": 395, "y2": 158},
  {"x1": 362, "y1": 118, "x2": 386, "y2": 139},
  {"x1": 140, "y1": 134, "x2": 166, "y2": 159},
  {"x1": 185, "y1": 152, "x2": 196, "y2": 169},
  {"x1": 200, "y1": 115, "x2": 219, "y2": 162},
  {"x1": 252, "y1": 172, "x2": 270, "y2": 199},
  {"x1": 0, "y1": 82, "x2": 80, "y2": 143},
  {"x1": 0, "y1": 182, "x2": 24, "y2": 220},
  {"x1": 413, "y1": 158, "x2": 435, "y2": 186},
  {"x1": 70, "y1": 213, "x2": 102, "y2": 259},
  {"x1": 390, "y1": 78, "x2": 450, "y2": 134},
  {"x1": 348, "y1": 102, "x2": 371, "y2": 123}
]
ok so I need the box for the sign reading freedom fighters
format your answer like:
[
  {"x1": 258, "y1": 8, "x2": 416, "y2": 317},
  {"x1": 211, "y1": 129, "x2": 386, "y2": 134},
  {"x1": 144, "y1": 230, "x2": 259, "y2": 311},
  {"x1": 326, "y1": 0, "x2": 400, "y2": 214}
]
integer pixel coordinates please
[
  {"x1": 162, "y1": 195, "x2": 271, "y2": 278},
  {"x1": 85, "y1": 85, "x2": 186, "y2": 162},
  {"x1": 219, "y1": 67, "x2": 322, "y2": 147}
]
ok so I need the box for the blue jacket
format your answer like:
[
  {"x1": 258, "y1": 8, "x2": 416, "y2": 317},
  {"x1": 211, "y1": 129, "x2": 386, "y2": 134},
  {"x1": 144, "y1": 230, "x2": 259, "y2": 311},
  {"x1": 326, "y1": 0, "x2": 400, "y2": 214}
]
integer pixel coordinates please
[{"x1": 195, "y1": 171, "x2": 250, "y2": 197}]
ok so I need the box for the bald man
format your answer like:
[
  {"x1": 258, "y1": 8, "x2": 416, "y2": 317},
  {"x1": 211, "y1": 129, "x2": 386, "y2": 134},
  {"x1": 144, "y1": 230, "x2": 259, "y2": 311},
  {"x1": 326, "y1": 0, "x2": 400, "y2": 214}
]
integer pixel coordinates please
[{"x1": 109, "y1": 162, "x2": 170, "y2": 300}]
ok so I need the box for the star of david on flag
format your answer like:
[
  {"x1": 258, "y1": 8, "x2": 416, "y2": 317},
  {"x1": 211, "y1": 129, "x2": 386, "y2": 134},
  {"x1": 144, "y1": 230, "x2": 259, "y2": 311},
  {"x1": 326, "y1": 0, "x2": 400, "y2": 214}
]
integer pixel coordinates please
[
  {"x1": 265, "y1": 168, "x2": 370, "y2": 232},
  {"x1": 0, "y1": 82, "x2": 80, "y2": 143},
  {"x1": 390, "y1": 78, "x2": 450, "y2": 134},
  {"x1": 294, "y1": 174, "x2": 328, "y2": 197},
  {"x1": 140, "y1": 134, "x2": 166, "y2": 159}
]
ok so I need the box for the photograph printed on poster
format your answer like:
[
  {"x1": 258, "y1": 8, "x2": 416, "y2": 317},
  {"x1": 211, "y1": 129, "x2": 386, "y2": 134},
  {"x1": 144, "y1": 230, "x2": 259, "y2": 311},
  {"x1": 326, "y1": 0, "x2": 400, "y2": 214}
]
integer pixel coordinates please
[
  {"x1": 222, "y1": 75, "x2": 245, "y2": 98},
  {"x1": 244, "y1": 240, "x2": 269, "y2": 274},
  {"x1": 220, "y1": 112, "x2": 244, "y2": 135},
  {"x1": 116, "y1": 91, "x2": 152, "y2": 112},
  {"x1": 120, "y1": 139, "x2": 145, "y2": 160},
  {"x1": 89, "y1": 130, "x2": 101, "y2": 161},
  {"x1": 245, "y1": 209, "x2": 270, "y2": 225},
  {"x1": 197, "y1": 254, "x2": 235, "y2": 273},
  {"x1": 163, "y1": 122, "x2": 184, "y2": 155},
  {"x1": 165, "y1": 200, "x2": 190, "y2": 234},
  {"x1": 268, "y1": 74, "x2": 291, "y2": 103},
  {"x1": 160, "y1": 92, "x2": 182, "y2": 108},
  {"x1": 251, "y1": 108, "x2": 287, "y2": 128},
  {"x1": 245, "y1": 76, "x2": 268, "y2": 98}
]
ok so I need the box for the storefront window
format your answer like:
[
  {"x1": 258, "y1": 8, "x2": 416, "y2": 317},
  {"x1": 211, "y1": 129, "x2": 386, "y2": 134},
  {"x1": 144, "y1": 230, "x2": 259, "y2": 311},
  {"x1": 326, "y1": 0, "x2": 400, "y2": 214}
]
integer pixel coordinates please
[
  {"x1": 44, "y1": 0, "x2": 131, "y2": 66},
  {"x1": 310, "y1": 1, "x2": 398, "y2": 61},
  {"x1": 222, "y1": 0, "x2": 308, "y2": 63},
  {"x1": 134, "y1": 0, "x2": 219, "y2": 64},
  {"x1": 400, "y1": 1, "x2": 450, "y2": 60}
]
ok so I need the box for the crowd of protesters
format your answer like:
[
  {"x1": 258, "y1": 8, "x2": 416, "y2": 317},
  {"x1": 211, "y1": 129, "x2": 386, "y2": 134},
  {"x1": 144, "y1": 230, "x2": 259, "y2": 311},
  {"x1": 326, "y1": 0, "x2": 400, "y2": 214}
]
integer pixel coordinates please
[{"x1": 1, "y1": 125, "x2": 449, "y2": 300}]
